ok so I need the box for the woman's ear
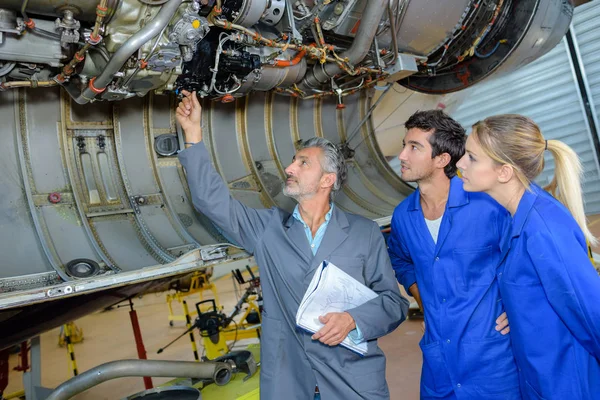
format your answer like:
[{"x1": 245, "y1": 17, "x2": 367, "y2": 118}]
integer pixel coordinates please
[{"x1": 497, "y1": 164, "x2": 514, "y2": 184}]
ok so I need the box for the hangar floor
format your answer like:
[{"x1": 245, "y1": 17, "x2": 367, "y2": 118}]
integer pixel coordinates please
[{"x1": 4, "y1": 271, "x2": 422, "y2": 399}]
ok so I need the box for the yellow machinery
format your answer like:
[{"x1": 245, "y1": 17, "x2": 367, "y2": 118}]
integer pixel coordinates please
[
  {"x1": 166, "y1": 271, "x2": 220, "y2": 326},
  {"x1": 158, "y1": 266, "x2": 262, "y2": 361},
  {"x1": 58, "y1": 322, "x2": 84, "y2": 346},
  {"x1": 193, "y1": 265, "x2": 262, "y2": 359}
]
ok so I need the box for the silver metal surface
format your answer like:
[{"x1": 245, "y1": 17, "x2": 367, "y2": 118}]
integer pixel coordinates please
[
  {"x1": 260, "y1": 0, "x2": 285, "y2": 26},
  {"x1": 393, "y1": 0, "x2": 471, "y2": 55},
  {"x1": 54, "y1": 9, "x2": 81, "y2": 47},
  {"x1": 324, "y1": 0, "x2": 361, "y2": 32},
  {"x1": 0, "y1": 18, "x2": 65, "y2": 67},
  {"x1": 383, "y1": 53, "x2": 419, "y2": 81},
  {"x1": 169, "y1": 13, "x2": 209, "y2": 46},
  {"x1": 233, "y1": 0, "x2": 268, "y2": 28},
  {"x1": 13, "y1": 90, "x2": 70, "y2": 281},
  {"x1": 46, "y1": 360, "x2": 232, "y2": 400},
  {"x1": 493, "y1": 0, "x2": 574, "y2": 77},
  {"x1": 147, "y1": 44, "x2": 182, "y2": 72},
  {"x1": 0, "y1": 9, "x2": 20, "y2": 33}
]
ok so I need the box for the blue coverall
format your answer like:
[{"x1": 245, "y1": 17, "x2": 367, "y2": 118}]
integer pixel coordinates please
[
  {"x1": 498, "y1": 184, "x2": 600, "y2": 399},
  {"x1": 389, "y1": 176, "x2": 521, "y2": 399}
]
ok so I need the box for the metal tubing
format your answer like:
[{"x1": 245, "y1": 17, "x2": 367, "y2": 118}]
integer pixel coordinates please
[
  {"x1": 0, "y1": 80, "x2": 57, "y2": 89},
  {"x1": 387, "y1": 0, "x2": 399, "y2": 65},
  {"x1": 301, "y1": 0, "x2": 387, "y2": 88},
  {"x1": 73, "y1": 0, "x2": 184, "y2": 104},
  {"x1": 46, "y1": 359, "x2": 232, "y2": 400}
]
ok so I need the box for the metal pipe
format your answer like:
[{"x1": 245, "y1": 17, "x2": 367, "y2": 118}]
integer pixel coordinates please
[
  {"x1": 0, "y1": 80, "x2": 57, "y2": 89},
  {"x1": 387, "y1": 0, "x2": 398, "y2": 65},
  {"x1": 72, "y1": 0, "x2": 183, "y2": 104},
  {"x1": 46, "y1": 359, "x2": 232, "y2": 400},
  {"x1": 301, "y1": 0, "x2": 387, "y2": 88},
  {"x1": 58, "y1": 0, "x2": 111, "y2": 82},
  {"x1": 395, "y1": 0, "x2": 410, "y2": 37}
]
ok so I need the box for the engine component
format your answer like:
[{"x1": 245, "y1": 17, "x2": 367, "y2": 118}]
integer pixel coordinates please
[
  {"x1": 175, "y1": 29, "x2": 260, "y2": 97},
  {"x1": 1, "y1": 0, "x2": 121, "y2": 23},
  {"x1": 0, "y1": 0, "x2": 576, "y2": 101},
  {"x1": 300, "y1": 0, "x2": 388, "y2": 90},
  {"x1": 220, "y1": 50, "x2": 260, "y2": 77},
  {"x1": 147, "y1": 44, "x2": 182, "y2": 72},
  {"x1": 68, "y1": 0, "x2": 184, "y2": 104},
  {"x1": 398, "y1": 0, "x2": 574, "y2": 93},
  {"x1": 0, "y1": 9, "x2": 23, "y2": 40},
  {"x1": 0, "y1": 12, "x2": 66, "y2": 68},
  {"x1": 261, "y1": 0, "x2": 286, "y2": 26},
  {"x1": 222, "y1": 0, "x2": 268, "y2": 28},
  {"x1": 320, "y1": 0, "x2": 360, "y2": 31},
  {"x1": 55, "y1": 10, "x2": 81, "y2": 48},
  {"x1": 169, "y1": 10, "x2": 209, "y2": 48}
]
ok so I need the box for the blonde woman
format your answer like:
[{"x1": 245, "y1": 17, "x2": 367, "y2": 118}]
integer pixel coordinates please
[{"x1": 455, "y1": 114, "x2": 600, "y2": 399}]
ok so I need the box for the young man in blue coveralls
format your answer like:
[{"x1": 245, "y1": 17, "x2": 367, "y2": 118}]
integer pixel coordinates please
[{"x1": 388, "y1": 110, "x2": 522, "y2": 400}]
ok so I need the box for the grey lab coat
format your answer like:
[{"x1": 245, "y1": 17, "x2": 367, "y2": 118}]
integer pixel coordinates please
[{"x1": 179, "y1": 142, "x2": 408, "y2": 400}]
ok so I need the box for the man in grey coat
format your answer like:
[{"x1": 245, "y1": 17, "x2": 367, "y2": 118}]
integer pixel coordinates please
[{"x1": 176, "y1": 90, "x2": 408, "y2": 400}]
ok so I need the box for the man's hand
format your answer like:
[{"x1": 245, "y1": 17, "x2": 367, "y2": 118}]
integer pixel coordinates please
[
  {"x1": 409, "y1": 283, "x2": 424, "y2": 312},
  {"x1": 176, "y1": 90, "x2": 202, "y2": 144},
  {"x1": 311, "y1": 312, "x2": 356, "y2": 346},
  {"x1": 495, "y1": 312, "x2": 510, "y2": 335}
]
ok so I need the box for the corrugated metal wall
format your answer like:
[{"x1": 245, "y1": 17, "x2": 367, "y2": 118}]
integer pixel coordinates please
[
  {"x1": 451, "y1": 1, "x2": 600, "y2": 213},
  {"x1": 573, "y1": 1, "x2": 600, "y2": 145}
]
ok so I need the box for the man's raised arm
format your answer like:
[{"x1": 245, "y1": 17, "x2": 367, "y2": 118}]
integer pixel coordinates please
[{"x1": 176, "y1": 90, "x2": 273, "y2": 253}]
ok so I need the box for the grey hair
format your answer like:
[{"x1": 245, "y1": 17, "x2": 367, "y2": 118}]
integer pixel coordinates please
[{"x1": 296, "y1": 137, "x2": 348, "y2": 199}]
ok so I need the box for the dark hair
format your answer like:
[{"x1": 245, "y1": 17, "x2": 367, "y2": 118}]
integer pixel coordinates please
[{"x1": 405, "y1": 110, "x2": 466, "y2": 178}]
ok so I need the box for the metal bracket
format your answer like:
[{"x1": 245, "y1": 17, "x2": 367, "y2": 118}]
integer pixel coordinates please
[
  {"x1": 47, "y1": 285, "x2": 74, "y2": 297},
  {"x1": 200, "y1": 246, "x2": 228, "y2": 261}
]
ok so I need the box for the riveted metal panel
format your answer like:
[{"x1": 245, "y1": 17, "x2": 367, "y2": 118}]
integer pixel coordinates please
[
  {"x1": 115, "y1": 98, "x2": 160, "y2": 195},
  {"x1": 208, "y1": 100, "x2": 249, "y2": 182},
  {"x1": 91, "y1": 216, "x2": 158, "y2": 271},
  {"x1": 0, "y1": 90, "x2": 51, "y2": 278},
  {"x1": 39, "y1": 206, "x2": 101, "y2": 266},
  {"x1": 22, "y1": 88, "x2": 68, "y2": 194}
]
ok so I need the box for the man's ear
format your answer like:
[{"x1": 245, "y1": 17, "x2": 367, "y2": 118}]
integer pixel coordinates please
[
  {"x1": 497, "y1": 164, "x2": 514, "y2": 184},
  {"x1": 321, "y1": 172, "x2": 336, "y2": 189},
  {"x1": 435, "y1": 152, "x2": 451, "y2": 170}
]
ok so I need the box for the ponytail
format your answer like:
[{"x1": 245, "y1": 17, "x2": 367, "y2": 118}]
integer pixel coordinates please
[{"x1": 545, "y1": 140, "x2": 597, "y2": 246}]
